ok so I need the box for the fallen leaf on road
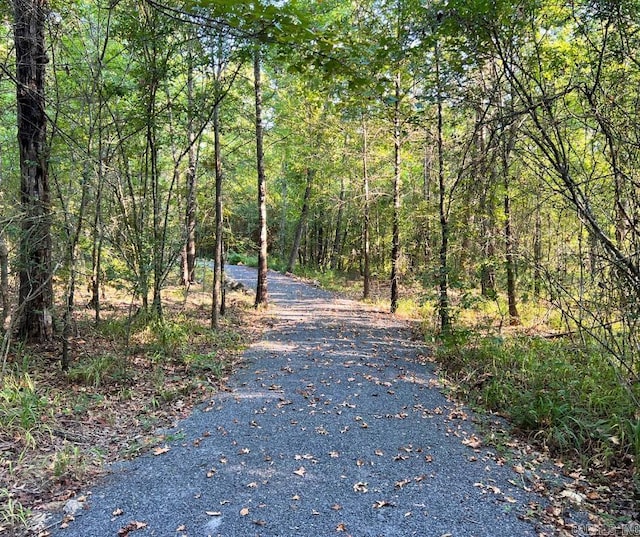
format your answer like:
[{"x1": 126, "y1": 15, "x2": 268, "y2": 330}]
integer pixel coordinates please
[
  {"x1": 112, "y1": 508, "x2": 123, "y2": 517},
  {"x1": 153, "y1": 446, "x2": 170, "y2": 456},
  {"x1": 117, "y1": 520, "x2": 147, "y2": 536},
  {"x1": 373, "y1": 500, "x2": 394, "y2": 508},
  {"x1": 353, "y1": 482, "x2": 368, "y2": 493},
  {"x1": 206, "y1": 511, "x2": 222, "y2": 516},
  {"x1": 240, "y1": 507, "x2": 250, "y2": 516},
  {"x1": 294, "y1": 466, "x2": 306, "y2": 477},
  {"x1": 462, "y1": 435, "x2": 483, "y2": 449}
]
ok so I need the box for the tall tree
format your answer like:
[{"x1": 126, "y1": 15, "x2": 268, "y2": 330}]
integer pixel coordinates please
[
  {"x1": 254, "y1": 46, "x2": 268, "y2": 307},
  {"x1": 14, "y1": 0, "x2": 53, "y2": 342}
]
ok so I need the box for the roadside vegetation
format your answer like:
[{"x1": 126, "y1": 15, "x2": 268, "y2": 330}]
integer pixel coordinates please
[{"x1": 0, "y1": 273, "x2": 256, "y2": 536}]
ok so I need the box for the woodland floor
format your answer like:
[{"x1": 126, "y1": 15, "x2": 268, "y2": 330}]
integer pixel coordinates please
[{"x1": 0, "y1": 266, "x2": 636, "y2": 536}]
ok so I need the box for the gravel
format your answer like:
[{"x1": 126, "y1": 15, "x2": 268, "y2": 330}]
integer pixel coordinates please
[{"x1": 49, "y1": 266, "x2": 547, "y2": 537}]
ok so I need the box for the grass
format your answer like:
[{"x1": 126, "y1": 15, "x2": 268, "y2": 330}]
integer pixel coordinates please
[
  {"x1": 0, "y1": 274, "x2": 258, "y2": 536},
  {"x1": 0, "y1": 372, "x2": 51, "y2": 449},
  {"x1": 436, "y1": 332, "x2": 640, "y2": 468}
]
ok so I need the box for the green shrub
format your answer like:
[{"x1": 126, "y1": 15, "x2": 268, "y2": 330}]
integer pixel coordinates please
[
  {"x1": 67, "y1": 354, "x2": 129, "y2": 387},
  {"x1": 436, "y1": 336, "x2": 640, "y2": 468},
  {"x1": 0, "y1": 372, "x2": 49, "y2": 449}
]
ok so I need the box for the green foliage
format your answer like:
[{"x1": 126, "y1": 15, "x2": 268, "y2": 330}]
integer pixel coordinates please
[
  {"x1": 149, "y1": 318, "x2": 189, "y2": 359},
  {"x1": 67, "y1": 354, "x2": 130, "y2": 388},
  {"x1": 183, "y1": 352, "x2": 228, "y2": 378},
  {"x1": 227, "y1": 251, "x2": 259, "y2": 267},
  {"x1": 0, "y1": 372, "x2": 50, "y2": 449},
  {"x1": 0, "y1": 488, "x2": 30, "y2": 530},
  {"x1": 437, "y1": 336, "x2": 640, "y2": 467}
]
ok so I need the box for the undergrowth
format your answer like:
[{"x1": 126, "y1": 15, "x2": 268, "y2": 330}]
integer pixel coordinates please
[{"x1": 436, "y1": 332, "x2": 640, "y2": 470}]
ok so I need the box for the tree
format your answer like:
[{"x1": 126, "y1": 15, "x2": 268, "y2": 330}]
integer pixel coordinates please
[
  {"x1": 253, "y1": 46, "x2": 268, "y2": 308},
  {"x1": 14, "y1": 0, "x2": 53, "y2": 342}
]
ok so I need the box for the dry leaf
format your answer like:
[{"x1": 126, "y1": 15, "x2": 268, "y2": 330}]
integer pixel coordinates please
[
  {"x1": 206, "y1": 511, "x2": 222, "y2": 516},
  {"x1": 294, "y1": 466, "x2": 306, "y2": 477},
  {"x1": 353, "y1": 482, "x2": 368, "y2": 493},
  {"x1": 153, "y1": 445, "x2": 170, "y2": 456},
  {"x1": 336, "y1": 523, "x2": 348, "y2": 532},
  {"x1": 374, "y1": 449, "x2": 384, "y2": 457},
  {"x1": 373, "y1": 500, "x2": 393, "y2": 508},
  {"x1": 240, "y1": 507, "x2": 250, "y2": 516},
  {"x1": 112, "y1": 508, "x2": 124, "y2": 517},
  {"x1": 462, "y1": 435, "x2": 483, "y2": 449},
  {"x1": 332, "y1": 504, "x2": 342, "y2": 511},
  {"x1": 117, "y1": 521, "x2": 147, "y2": 536}
]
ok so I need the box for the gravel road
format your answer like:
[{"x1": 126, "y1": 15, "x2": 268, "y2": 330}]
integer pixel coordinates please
[{"x1": 49, "y1": 266, "x2": 548, "y2": 537}]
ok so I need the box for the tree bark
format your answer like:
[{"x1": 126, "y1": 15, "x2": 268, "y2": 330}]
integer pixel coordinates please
[
  {"x1": 0, "y1": 235, "x2": 8, "y2": 328},
  {"x1": 435, "y1": 42, "x2": 450, "y2": 334},
  {"x1": 183, "y1": 52, "x2": 198, "y2": 286},
  {"x1": 331, "y1": 173, "x2": 346, "y2": 270},
  {"x1": 390, "y1": 73, "x2": 402, "y2": 313},
  {"x1": 362, "y1": 116, "x2": 371, "y2": 300},
  {"x1": 286, "y1": 168, "x2": 313, "y2": 273},
  {"x1": 212, "y1": 100, "x2": 224, "y2": 328},
  {"x1": 14, "y1": 0, "x2": 53, "y2": 342},
  {"x1": 254, "y1": 47, "x2": 268, "y2": 308},
  {"x1": 504, "y1": 165, "x2": 520, "y2": 325}
]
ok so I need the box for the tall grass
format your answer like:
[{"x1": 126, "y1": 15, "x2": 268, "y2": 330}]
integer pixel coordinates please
[
  {"x1": 0, "y1": 372, "x2": 50, "y2": 449},
  {"x1": 437, "y1": 333, "x2": 640, "y2": 469}
]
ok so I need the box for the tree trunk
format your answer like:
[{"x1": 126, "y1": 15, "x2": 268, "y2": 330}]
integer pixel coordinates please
[
  {"x1": 362, "y1": 116, "x2": 371, "y2": 300},
  {"x1": 90, "y1": 152, "x2": 104, "y2": 323},
  {"x1": 183, "y1": 53, "x2": 198, "y2": 286},
  {"x1": 254, "y1": 47, "x2": 268, "y2": 308},
  {"x1": 390, "y1": 73, "x2": 402, "y2": 313},
  {"x1": 331, "y1": 173, "x2": 346, "y2": 270},
  {"x1": 15, "y1": 0, "x2": 53, "y2": 342},
  {"x1": 0, "y1": 235, "x2": 8, "y2": 328},
  {"x1": 504, "y1": 167, "x2": 520, "y2": 325},
  {"x1": 533, "y1": 203, "x2": 542, "y2": 296},
  {"x1": 212, "y1": 101, "x2": 223, "y2": 329},
  {"x1": 435, "y1": 43, "x2": 450, "y2": 334},
  {"x1": 286, "y1": 168, "x2": 313, "y2": 273}
]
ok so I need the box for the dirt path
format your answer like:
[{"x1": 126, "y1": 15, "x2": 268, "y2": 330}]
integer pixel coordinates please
[{"x1": 49, "y1": 267, "x2": 548, "y2": 537}]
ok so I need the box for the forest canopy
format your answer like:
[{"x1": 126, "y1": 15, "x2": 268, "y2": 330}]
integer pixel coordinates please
[{"x1": 1, "y1": 0, "x2": 639, "y2": 531}]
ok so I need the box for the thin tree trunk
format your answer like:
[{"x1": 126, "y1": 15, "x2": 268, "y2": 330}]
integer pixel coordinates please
[
  {"x1": 183, "y1": 52, "x2": 198, "y2": 286},
  {"x1": 435, "y1": 43, "x2": 450, "y2": 334},
  {"x1": 533, "y1": 203, "x2": 542, "y2": 296},
  {"x1": 90, "y1": 151, "x2": 104, "y2": 323},
  {"x1": 61, "y1": 158, "x2": 91, "y2": 370},
  {"x1": 15, "y1": 0, "x2": 53, "y2": 342},
  {"x1": 504, "y1": 166, "x2": 520, "y2": 325},
  {"x1": 331, "y1": 174, "x2": 346, "y2": 270},
  {"x1": 390, "y1": 73, "x2": 402, "y2": 313},
  {"x1": 212, "y1": 101, "x2": 223, "y2": 329},
  {"x1": 362, "y1": 116, "x2": 371, "y2": 300},
  {"x1": 254, "y1": 47, "x2": 268, "y2": 308},
  {"x1": 286, "y1": 168, "x2": 313, "y2": 273},
  {"x1": 0, "y1": 235, "x2": 8, "y2": 328}
]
